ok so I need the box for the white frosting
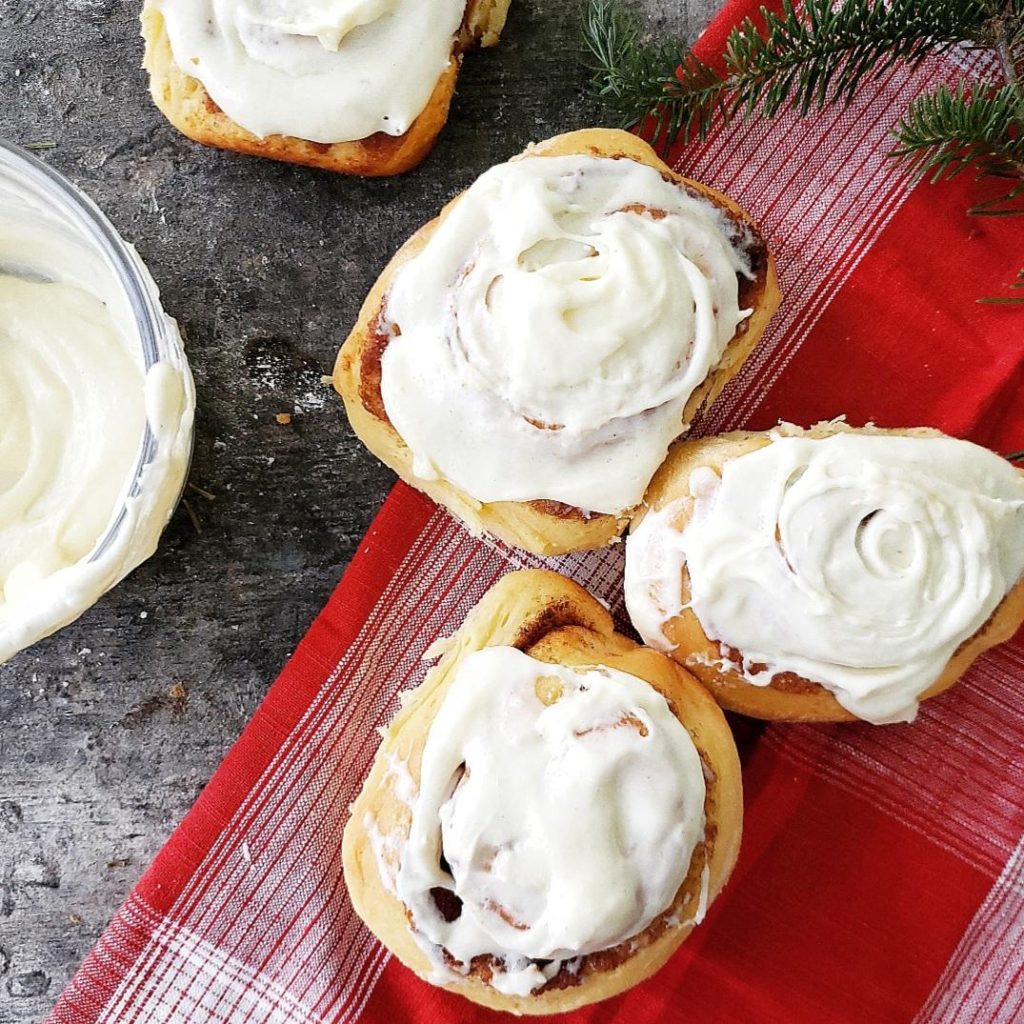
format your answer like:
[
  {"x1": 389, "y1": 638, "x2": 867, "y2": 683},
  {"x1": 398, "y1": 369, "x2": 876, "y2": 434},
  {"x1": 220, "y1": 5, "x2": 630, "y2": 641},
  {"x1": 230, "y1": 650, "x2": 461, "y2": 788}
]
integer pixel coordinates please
[
  {"x1": 381, "y1": 153, "x2": 751, "y2": 515},
  {"x1": 396, "y1": 646, "x2": 706, "y2": 993},
  {"x1": 363, "y1": 754, "x2": 419, "y2": 898},
  {"x1": 624, "y1": 468, "x2": 719, "y2": 655},
  {"x1": 0, "y1": 154, "x2": 194, "y2": 664},
  {"x1": 625, "y1": 433, "x2": 1024, "y2": 724},
  {"x1": 155, "y1": 0, "x2": 465, "y2": 143},
  {"x1": 0, "y1": 276, "x2": 148, "y2": 600}
]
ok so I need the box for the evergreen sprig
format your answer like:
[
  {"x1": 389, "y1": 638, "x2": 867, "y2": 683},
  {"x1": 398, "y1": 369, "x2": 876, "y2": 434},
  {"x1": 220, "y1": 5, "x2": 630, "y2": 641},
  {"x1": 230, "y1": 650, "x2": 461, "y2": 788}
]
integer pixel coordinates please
[
  {"x1": 583, "y1": 0, "x2": 713, "y2": 148},
  {"x1": 583, "y1": 0, "x2": 993, "y2": 148},
  {"x1": 583, "y1": 0, "x2": 1024, "y2": 302},
  {"x1": 894, "y1": 81, "x2": 1024, "y2": 212},
  {"x1": 725, "y1": 0, "x2": 986, "y2": 114}
]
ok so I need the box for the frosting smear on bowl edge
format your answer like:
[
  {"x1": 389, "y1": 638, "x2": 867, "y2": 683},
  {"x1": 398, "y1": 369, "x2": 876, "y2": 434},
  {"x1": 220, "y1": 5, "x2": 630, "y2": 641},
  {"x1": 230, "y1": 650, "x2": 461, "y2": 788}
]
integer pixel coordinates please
[{"x1": 0, "y1": 158, "x2": 194, "y2": 664}]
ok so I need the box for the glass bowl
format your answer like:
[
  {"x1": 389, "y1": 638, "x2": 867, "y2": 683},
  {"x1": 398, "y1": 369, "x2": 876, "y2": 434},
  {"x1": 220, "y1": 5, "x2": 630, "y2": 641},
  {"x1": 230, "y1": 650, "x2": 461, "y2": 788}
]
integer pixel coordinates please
[{"x1": 0, "y1": 140, "x2": 196, "y2": 663}]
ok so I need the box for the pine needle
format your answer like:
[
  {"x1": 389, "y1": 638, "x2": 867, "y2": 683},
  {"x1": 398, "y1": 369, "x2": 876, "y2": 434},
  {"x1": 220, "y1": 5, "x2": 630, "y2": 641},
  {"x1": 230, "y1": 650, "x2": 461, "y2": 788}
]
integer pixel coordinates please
[
  {"x1": 893, "y1": 81, "x2": 1024, "y2": 193},
  {"x1": 187, "y1": 481, "x2": 217, "y2": 501},
  {"x1": 582, "y1": 0, "x2": 993, "y2": 152},
  {"x1": 582, "y1": 0, "x2": 723, "y2": 150},
  {"x1": 583, "y1": 0, "x2": 1024, "y2": 303},
  {"x1": 979, "y1": 266, "x2": 1024, "y2": 304},
  {"x1": 182, "y1": 497, "x2": 203, "y2": 535}
]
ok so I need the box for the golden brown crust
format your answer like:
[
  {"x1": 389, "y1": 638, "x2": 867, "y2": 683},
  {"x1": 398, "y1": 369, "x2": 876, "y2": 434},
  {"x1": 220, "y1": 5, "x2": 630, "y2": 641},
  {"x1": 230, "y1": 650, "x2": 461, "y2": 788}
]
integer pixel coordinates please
[
  {"x1": 140, "y1": 1, "x2": 510, "y2": 176},
  {"x1": 458, "y1": 0, "x2": 510, "y2": 47},
  {"x1": 342, "y1": 569, "x2": 743, "y2": 1014},
  {"x1": 333, "y1": 128, "x2": 782, "y2": 554},
  {"x1": 634, "y1": 422, "x2": 1024, "y2": 723}
]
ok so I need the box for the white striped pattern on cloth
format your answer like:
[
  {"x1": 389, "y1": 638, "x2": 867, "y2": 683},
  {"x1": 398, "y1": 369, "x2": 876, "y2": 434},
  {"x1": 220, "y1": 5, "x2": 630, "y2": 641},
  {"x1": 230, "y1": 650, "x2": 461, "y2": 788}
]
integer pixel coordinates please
[
  {"x1": 50, "y1": 43, "x2": 1019, "y2": 1024},
  {"x1": 685, "y1": 53, "x2": 973, "y2": 434},
  {"x1": 762, "y1": 644, "x2": 1024, "y2": 878},
  {"x1": 912, "y1": 837, "x2": 1024, "y2": 1024}
]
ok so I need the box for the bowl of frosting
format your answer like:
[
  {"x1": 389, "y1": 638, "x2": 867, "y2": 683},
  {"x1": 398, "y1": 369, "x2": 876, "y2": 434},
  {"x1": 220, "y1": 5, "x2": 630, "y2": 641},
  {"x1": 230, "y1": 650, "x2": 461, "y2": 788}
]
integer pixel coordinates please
[{"x1": 0, "y1": 140, "x2": 195, "y2": 664}]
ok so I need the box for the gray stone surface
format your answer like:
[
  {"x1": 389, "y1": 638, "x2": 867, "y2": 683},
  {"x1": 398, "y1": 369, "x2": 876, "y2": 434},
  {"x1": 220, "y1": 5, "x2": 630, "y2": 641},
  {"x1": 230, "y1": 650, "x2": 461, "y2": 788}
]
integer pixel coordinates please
[{"x1": 0, "y1": 1, "x2": 718, "y2": 1019}]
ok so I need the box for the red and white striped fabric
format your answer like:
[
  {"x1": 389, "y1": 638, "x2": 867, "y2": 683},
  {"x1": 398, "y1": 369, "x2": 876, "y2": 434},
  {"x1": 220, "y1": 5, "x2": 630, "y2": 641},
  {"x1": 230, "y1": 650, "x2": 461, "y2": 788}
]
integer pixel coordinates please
[{"x1": 49, "y1": 1, "x2": 1024, "y2": 1021}]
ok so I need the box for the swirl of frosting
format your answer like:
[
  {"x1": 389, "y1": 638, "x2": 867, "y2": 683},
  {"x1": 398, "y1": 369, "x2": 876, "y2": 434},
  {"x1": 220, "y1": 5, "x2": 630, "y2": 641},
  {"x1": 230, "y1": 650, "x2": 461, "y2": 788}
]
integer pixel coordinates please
[
  {"x1": 155, "y1": 0, "x2": 465, "y2": 142},
  {"x1": 396, "y1": 646, "x2": 706, "y2": 996},
  {"x1": 381, "y1": 154, "x2": 752, "y2": 515},
  {"x1": 0, "y1": 277, "x2": 147, "y2": 608},
  {"x1": 239, "y1": 0, "x2": 393, "y2": 49},
  {"x1": 624, "y1": 432, "x2": 1024, "y2": 724}
]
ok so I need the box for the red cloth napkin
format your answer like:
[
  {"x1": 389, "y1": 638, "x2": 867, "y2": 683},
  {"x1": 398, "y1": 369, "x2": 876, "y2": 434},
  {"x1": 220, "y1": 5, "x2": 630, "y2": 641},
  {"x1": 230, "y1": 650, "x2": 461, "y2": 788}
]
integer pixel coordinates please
[{"x1": 50, "y1": 2, "x2": 1024, "y2": 1021}]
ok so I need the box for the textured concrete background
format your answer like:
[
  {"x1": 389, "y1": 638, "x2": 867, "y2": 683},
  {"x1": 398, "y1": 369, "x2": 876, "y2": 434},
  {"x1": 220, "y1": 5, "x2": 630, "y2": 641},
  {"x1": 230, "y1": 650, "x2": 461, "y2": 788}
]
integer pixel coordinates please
[{"x1": 0, "y1": 1, "x2": 718, "y2": 1019}]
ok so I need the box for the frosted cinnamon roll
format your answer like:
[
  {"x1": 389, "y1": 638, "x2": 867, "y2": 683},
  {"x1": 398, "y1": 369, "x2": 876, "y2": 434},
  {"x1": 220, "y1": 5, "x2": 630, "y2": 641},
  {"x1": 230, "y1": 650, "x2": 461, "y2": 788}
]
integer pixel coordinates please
[
  {"x1": 624, "y1": 423, "x2": 1024, "y2": 725},
  {"x1": 140, "y1": 0, "x2": 511, "y2": 174},
  {"x1": 343, "y1": 569, "x2": 743, "y2": 1014},
  {"x1": 334, "y1": 129, "x2": 780, "y2": 553}
]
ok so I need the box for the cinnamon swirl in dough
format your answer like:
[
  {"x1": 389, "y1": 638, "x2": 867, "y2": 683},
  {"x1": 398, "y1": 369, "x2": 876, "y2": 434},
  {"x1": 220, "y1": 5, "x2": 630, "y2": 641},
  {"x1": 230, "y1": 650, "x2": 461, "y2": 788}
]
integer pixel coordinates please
[
  {"x1": 141, "y1": 0, "x2": 510, "y2": 174},
  {"x1": 334, "y1": 129, "x2": 780, "y2": 553},
  {"x1": 624, "y1": 423, "x2": 1024, "y2": 725},
  {"x1": 342, "y1": 569, "x2": 742, "y2": 1014}
]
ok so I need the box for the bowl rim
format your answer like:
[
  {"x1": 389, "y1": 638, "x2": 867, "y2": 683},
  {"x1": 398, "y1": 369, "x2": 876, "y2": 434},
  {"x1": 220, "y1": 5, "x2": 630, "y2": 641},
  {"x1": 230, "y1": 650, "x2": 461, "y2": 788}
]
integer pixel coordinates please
[{"x1": 0, "y1": 138, "x2": 193, "y2": 565}]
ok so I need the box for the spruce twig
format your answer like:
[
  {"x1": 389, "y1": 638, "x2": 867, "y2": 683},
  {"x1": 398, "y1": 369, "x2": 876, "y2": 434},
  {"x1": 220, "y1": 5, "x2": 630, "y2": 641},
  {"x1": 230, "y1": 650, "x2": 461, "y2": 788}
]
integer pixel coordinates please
[
  {"x1": 889, "y1": 2, "x2": 1024, "y2": 301},
  {"x1": 583, "y1": 0, "x2": 992, "y2": 151},
  {"x1": 582, "y1": 0, "x2": 723, "y2": 149},
  {"x1": 892, "y1": 81, "x2": 1024, "y2": 193},
  {"x1": 583, "y1": 0, "x2": 1024, "y2": 303}
]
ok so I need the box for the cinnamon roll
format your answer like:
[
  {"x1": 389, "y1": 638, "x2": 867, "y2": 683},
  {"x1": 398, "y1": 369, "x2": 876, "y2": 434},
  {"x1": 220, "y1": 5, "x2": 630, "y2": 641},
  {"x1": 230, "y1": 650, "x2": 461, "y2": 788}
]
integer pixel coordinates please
[
  {"x1": 140, "y1": 0, "x2": 511, "y2": 175},
  {"x1": 342, "y1": 569, "x2": 742, "y2": 1014},
  {"x1": 624, "y1": 423, "x2": 1024, "y2": 725},
  {"x1": 333, "y1": 129, "x2": 780, "y2": 553}
]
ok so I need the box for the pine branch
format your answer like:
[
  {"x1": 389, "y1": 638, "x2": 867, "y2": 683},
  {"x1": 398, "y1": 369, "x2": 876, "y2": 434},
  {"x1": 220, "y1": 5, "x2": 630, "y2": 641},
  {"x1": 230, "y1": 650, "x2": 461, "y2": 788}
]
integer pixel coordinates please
[
  {"x1": 887, "y1": 9, "x2": 1024, "y2": 303},
  {"x1": 582, "y1": 0, "x2": 727, "y2": 149},
  {"x1": 583, "y1": 0, "x2": 1024, "y2": 304},
  {"x1": 889, "y1": 1, "x2": 1024, "y2": 215},
  {"x1": 892, "y1": 81, "x2": 1024, "y2": 196},
  {"x1": 582, "y1": 0, "x2": 993, "y2": 152},
  {"x1": 725, "y1": 0, "x2": 988, "y2": 117}
]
